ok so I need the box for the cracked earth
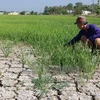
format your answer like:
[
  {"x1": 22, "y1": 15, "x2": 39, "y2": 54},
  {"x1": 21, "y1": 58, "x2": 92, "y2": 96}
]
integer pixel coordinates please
[{"x1": 0, "y1": 43, "x2": 100, "y2": 100}]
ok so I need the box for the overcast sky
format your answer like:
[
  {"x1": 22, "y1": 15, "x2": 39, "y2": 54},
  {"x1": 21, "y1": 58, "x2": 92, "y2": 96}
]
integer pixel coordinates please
[{"x1": 0, "y1": 0, "x2": 98, "y2": 12}]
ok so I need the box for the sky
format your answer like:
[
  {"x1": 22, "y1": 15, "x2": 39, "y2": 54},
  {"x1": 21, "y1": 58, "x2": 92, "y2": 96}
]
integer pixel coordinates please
[{"x1": 0, "y1": 0, "x2": 98, "y2": 12}]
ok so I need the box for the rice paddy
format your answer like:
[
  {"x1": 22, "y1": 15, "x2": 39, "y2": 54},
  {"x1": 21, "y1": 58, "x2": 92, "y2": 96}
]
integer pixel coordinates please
[{"x1": 0, "y1": 15, "x2": 100, "y2": 74}]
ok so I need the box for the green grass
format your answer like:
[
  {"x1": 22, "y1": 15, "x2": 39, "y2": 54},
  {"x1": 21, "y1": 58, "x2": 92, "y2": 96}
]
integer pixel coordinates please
[
  {"x1": 1, "y1": 15, "x2": 100, "y2": 97},
  {"x1": 0, "y1": 15, "x2": 100, "y2": 74}
]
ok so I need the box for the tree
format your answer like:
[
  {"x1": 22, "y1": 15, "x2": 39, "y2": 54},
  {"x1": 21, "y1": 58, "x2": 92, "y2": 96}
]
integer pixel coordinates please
[
  {"x1": 44, "y1": 6, "x2": 50, "y2": 15},
  {"x1": 3, "y1": 11, "x2": 8, "y2": 15},
  {"x1": 75, "y1": 2, "x2": 83, "y2": 7},
  {"x1": 30, "y1": 11, "x2": 34, "y2": 15},
  {"x1": 74, "y1": 2, "x2": 83, "y2": 15},
  {"x1": 67, "y1": 3, "x2": 73, "y2": 14},
  {"x1": 67, "y1": 3, "x2": 73, "y2": 10},
  {"x1": 20, "y1": 11, "x2": 26, "y2": 15},
  {"x1": 97, "y1": 0, "x2": 100, "y2": 15}
]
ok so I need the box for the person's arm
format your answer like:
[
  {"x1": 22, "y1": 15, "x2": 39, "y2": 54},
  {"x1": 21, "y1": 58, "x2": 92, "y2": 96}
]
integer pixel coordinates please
[{"x1": 64, "y1": 31, "x2": 82, "y2": 47}]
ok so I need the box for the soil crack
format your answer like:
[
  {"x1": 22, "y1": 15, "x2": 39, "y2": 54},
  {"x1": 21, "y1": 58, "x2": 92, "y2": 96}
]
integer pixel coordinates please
[
  {"x1": 74, "y1": 79, "x2": 80, "y2": 92},
  {"x1": 91, "y1": 95, "x2": 95, "y2": 100}
]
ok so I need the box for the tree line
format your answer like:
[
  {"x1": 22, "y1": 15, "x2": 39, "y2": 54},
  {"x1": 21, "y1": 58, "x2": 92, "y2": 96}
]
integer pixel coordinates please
[
  {"x1": 43, "y1": 2, "x2": 99, "y2": 15},
  {"x1": 3, "y1": 2, "x2": 100, "y2": 15}
]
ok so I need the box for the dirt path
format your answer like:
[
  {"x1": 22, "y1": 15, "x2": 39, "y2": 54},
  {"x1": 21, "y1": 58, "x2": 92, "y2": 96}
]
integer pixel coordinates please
[{"x1": 0, "y1": 44, "x2": 100, "y2": 100}]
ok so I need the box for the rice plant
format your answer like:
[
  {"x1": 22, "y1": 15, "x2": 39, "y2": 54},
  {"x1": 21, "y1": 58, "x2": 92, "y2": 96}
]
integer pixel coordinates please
[
  {"x1": 0, "y1": 15, "x2": 99, "y2": 98},
  {"x1": 16, "y1": 44, "x2": 33, "y2": 67},
  {"x1": 0, "y1": 15, "x2": 99, "y2": 76},
  {"x1": 0, "y1": 40, "x2": 14, "y2": 57}
]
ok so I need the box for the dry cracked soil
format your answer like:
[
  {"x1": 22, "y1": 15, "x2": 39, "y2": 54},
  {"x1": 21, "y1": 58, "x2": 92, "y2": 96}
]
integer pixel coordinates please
[{"x1": 0, "y1": 43, "x2": 100, "y2": 100}]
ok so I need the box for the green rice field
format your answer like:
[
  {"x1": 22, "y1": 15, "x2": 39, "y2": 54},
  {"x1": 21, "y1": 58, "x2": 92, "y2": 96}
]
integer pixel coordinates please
[{"x1": 0, "y1": 15, "x2": 100, "y2": 74}]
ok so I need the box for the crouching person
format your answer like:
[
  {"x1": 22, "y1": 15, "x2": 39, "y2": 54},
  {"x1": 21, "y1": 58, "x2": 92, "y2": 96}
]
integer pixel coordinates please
[{"x1": 64, "y1": 16, "x2": 100, "y2": 53}]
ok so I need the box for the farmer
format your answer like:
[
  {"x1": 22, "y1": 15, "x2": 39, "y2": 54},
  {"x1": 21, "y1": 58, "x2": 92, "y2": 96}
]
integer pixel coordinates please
[{"x1": 64, "y1": 16, "x2": 100, "y2": 52}]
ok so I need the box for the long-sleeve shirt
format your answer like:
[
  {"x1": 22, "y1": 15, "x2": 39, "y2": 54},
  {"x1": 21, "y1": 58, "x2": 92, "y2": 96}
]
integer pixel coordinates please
[{"x1": 67, "y1": 24, "x2": 100, "y2": 47}]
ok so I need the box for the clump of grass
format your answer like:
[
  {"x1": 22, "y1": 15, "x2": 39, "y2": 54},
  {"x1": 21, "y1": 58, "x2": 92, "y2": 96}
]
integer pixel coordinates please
[
  {"x1": 0, "y1": 40, "x2": 14, "y2": 57},
  {"x1": 27, "y1": 50, "x2": 51, "y2": 98},
  {"x1": 71, "y1": 43, "x2": 99, "y2": 73},
  {"x1": 16, "y1": 44, "x2": 33, "y2": 67},
  {"x1": 33, "y1": 75, "x2": 53, "y2": 99},
  {"x1": 27, "y1": 49, "x2": 68, "y2": 99},
  {"x1": 50, "y1": 42, "x2": 99, "y2": 79}
]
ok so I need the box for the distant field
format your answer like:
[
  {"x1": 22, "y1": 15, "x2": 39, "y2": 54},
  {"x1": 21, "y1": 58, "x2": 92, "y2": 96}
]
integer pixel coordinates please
[
  {"x1": 0, "y1": 15, "x2": 100, "y2": 73},
  {"x1": 0, "y1": 15, "x2": 76, "y2": 43},
  {"x1": 0, "y1": 15, "x2": 100, "y2": 46}
]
